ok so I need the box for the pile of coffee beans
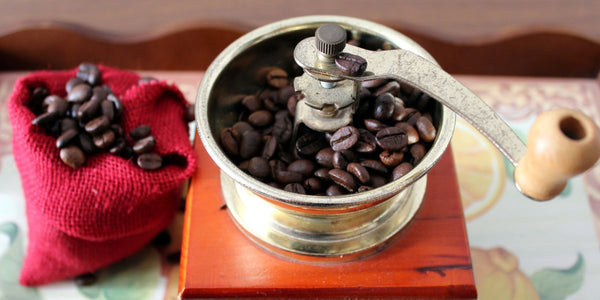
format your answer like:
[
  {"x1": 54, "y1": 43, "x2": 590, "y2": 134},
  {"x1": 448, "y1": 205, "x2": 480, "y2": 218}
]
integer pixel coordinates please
[
  {"x1": 218, "y1": 50, "x2": 438, "y2": 196},
  {"x1": 28, "y1": 63, "x2": 166, "y2": 170}
]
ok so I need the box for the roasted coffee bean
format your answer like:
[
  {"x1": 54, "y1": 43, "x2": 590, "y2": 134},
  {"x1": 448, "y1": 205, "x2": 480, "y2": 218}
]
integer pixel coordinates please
[
  {"x1": 242, "y1": 95, "x2": 262, "y2": 112},
  {"x1": 364, "y1": 119, "x2": 386, "y2": 132},
  {"x1": 60, "y1": 145, "x2": 86, "y2": 169},
  {"x1": 395, "y1": 122, "x2": 419, "y2": 144},
  {"x1": 328, "y1": 169, "x2": 356, "y2": 192},
  {"x1": 266, "y1": 67, "x2": 289, "y2": 88},
  {"x1": 379, "y1": 150, "x2": 404, "y2": 167},
  {"x1": 238, "y1": 160, "x2": 250, "y2": 172},
  {"x1": 70, "y1": 103, "x2": 81, "y2": 118},
  {"x1": 107, "y1": 94, "x2": 123, "y2": 116},
  {"x1": 359, "y1": 86, "x2": 371, "y2": 98},
  {"x1": 151, "y1": 230, "x2": 171, "y2": 247},
  {"x1": 347, "y1": 162, "x2": 370, "y2": 184},
  {"x1": 288, "y1": 159, "x2": 316, "y2": 177},
  {"x1": 278, "y1": 150, "x2": 294, "y2": 164},
  {"x1": 93, "y1": 130, "x2": 116, "y2": 149},
  {"x1": 277, "y1": 85, "x2": 296, "y2": 105},
  {"x1": 370, "y1": 174, "x2": 387, "y2": 188},
  {"x1": 137, "y1": 153, "x2": 162, "y2": 170},
  {"x1": 77, "y1": 62, "x2": 101, "y2": 86},
  {"x1": 77, "y1": 97, "x2": 101, "y2": 121},
  {"x1": 358, "y1": 186, "x2": 373, "y2": 193},
  {"x1": 42, "y1": 95, "x2": 60, "y2": 110},
  {"x1": 262, "y1": 97, "x2": 279, "y2": 112},
  {"x1": 259, "y1": 88, "x2": 277, "y2": 101},
  {"x1": 376, "y1": 127, "x2": 407, "y2": 151},
  {"x1": 361, "y1": 78, "x2": 387, "y2": 89},
  {"x1": 248, "y1": 157, "x2": 271, "y2": 178},
  {"x1": 78, "y1": 133, "x2": 96, "y2": 153},
  {"x1": 296, "y1": 132, "x2": 326, "y2": 156},
  {"x1": 410, "y1": 143, "x2": 426, "y2": 164},
  {"x1": 407, "y1": 111, "x2": 421, "y2": 126},
  {"x1": 394, "y1": 107, "x2": 418, "y2": 123},
  {"x1": 268, "y1": 182, "x2": 282, "y2": 189},
  {"x1": 29, "y1": 87, "x2": 49, "y2": 113},
  {"x1": 355, "y1": 129, "x2": 376, "y2": 153},
  {"x1": 275, "y1": 170, "x2": 304, "y2": 184},
  {"x1": 415, "y1": 116, "x2": 436, "y2": 142},
  {"x1": 330, "y1": 126, "x2": 359, "y2": 151},
  {"x1": 272, "y1": 111, "x2": 292, "y2": 144},
  {"x1": 46, "y1": 96, "x2": 68, "y2": 116},
  {"x1": 66, "y1": 78, "x2": 84, "y2": 93},
  {"x1": 130, "y1": 125, "x2": 151, "y2": 140},
  {"x1": 374, "y1": 81, "x2": 400, "y2": 97},
  {"x1": 373, "y1": 93, "x2": 395, "y2": 121},
  {"x1": 248, "y1": 110, "x2": 273, "y2": 127},
  {"x1": 269, "y1": 159, "x2": 287, "y2": 178},
  {"x1": 84, "y1": 115, "x2": 110, "y2": 135},
  {"x1": 315, "y1": 147, "x2": 335, "y2": 168},
  {"x1": 230, "y1": 122, "x2": 251, "y2": 137},
  {"x1": 326, "y1": 184, "x2": 346, "y2": 196},
  {"x1": 108, "y1": 138, "x2": 126, "y2": 155},
  {"x1": 335, "y1": 52, "x2": 367, "y2": 76},
  {"x1": 314, "y1": 168, "x2": 332, "y2": 183},
  {"x1": 360, "y1": 159, "x2": 388, "y2": 174},
  {"x1": 304, "y1": 177, "x2": 323, "y2": 193},
  {"x1": 392, "y1": 162, "x2": 413, "y2": 181},
  {"x1": 61, "y1": 118, "x2": 78, "y2": 132},
  {"x1": 138, "y1": 76, "x2": 157, "y2": 84},
  {"x1": 133, "y1": 135, "x2": 156, "y2": 154},
  {"x1": 74, "y1": 273, "x2": 97, "y2": 286},
  {"x1": 284, "y1": 183, "x2": 306, "y2": 194},
  {"x1": 422, "y1": 112, "x2": 433, "y2": 123},
  {"x1": 56, "y1": 129, "x2": 78, "y2": 148},
  {"x1": 67, "y1": 84, "x2": 92, "y2": 103},
  {"x1": 332, "y1": 150, "x2": 355, "y2": 170},
  {"x1": 240, "y1": 130, "x2": 262, "y2": 159},
  {"x1": 287, "y1": 93, "x2": 303, "y2": 117},
  {"x1": 91, "y1": 86, "x2": 108, "y2": 102},
  {"x1": 110, "y1": 124, "x2": 123, "y2": 137},
  {"x1": 261, "y1": 135, "x2": 278, "y2": 159},
  {"x1": 32, "y1": 111, "x2": 59, "y2": 127},
  {"x1": 184, "y1": 104, "x2": 195, "y2": 122},
  {"x1": 101, "y1": 100, "x2": 115, "y2": 121}
]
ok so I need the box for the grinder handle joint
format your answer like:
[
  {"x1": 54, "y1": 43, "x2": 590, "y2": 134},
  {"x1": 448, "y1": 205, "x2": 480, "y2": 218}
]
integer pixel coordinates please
[{"x1": 515, "y1": 109, "x2": 600, "y2": 200}]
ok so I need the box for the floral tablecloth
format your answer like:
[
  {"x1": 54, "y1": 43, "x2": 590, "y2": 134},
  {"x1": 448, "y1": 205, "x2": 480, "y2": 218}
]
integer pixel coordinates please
[{"x1": 1, "y1": 71, "x2": 599, "y2": 300}]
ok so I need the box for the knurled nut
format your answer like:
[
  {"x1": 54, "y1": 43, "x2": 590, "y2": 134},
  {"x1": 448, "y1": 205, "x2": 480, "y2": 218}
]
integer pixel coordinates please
[{"x1": 315, "y1": 24, "x2": 347, "y2": 56}]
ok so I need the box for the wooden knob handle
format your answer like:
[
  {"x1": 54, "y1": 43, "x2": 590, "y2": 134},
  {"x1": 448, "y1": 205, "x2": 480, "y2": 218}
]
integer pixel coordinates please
[{"x1": 515, "y1": 109, "x2": 600, "y2": 200}]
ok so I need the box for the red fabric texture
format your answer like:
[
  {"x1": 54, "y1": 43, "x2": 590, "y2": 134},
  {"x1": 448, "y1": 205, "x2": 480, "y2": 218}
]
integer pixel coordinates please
[{"x1": 7, "y1": 66, "x2": 196, "y2": 286}]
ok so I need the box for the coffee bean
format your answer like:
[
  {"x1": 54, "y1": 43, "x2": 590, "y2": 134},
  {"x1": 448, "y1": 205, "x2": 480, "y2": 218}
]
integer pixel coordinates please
[
  {"x1": 110, "y1": 124, "x2": 123, "y2": 137},
  {"x1": 84, "y1": 115, "x2": 110, "y2": 135},
  {"x1": 296, "y1": 132, "x2": 326, "y2": 156},
  {"x1": 392, "y1": 162, "x2": 413, "y2": 181},
  {"x1": 364, "y1": 119, "x2": 386, "y2": 132},
  {"x1": 137, "y1": 153, "x2": 163, "y2": 170},
  {"x1": 66, "y1": 78, "x2": 84, "y2": 93},
  {"x1": 333, "y1": 150, "x2": 355, "y2": 170},
  {"x1": 376, "y1": 127, "x2": 407, "y2": 151},
  {"x1": 410, "y1": 143, "x2": 426, "y2": 164},
  {"x1": 373, "y1": 93, "x2": 395, "y2": 121},
  {"x1": 422, "y1": 112, "x2": 433, "y2": 123},
  {"x1": 328, "y1": 169, "x2": 356, "y2": 192},
  {"x1": 266, "y1": 67, "x2": 289, "y2": 88},
  {"x1": 355, "y1": 129, "x2": 376, "y2": 153},
  {"x1": 32, "y1": 111, "x2": 59, "y2": 127},
  {"x1": 42, "y1": 95, "x2": 60, "y2": 110},
  {"x1": 67, "y1": 84, "x2": 92, "y2": 103},
  {"x1": 240, "y1": 130, "x2": 262, "y2": 159},
  {"x1": 262, "y1": 97, "x2": 279, "y2": 112},
  {"x1": 101, "y1": 100, "x2": 115, "y2": 121},
  {"x1": 268, "y1": 182, "x2": 282, "y2": 189},
  {"x1": 56, "y1": 129, "x2": 78, "y2": 148},
  {"x1": 47, "y1": 96, "x2": 68, "y2": 116},
  {"x1": 74, "y1": 273, "x2": 97, "y2": 286},
  {"x1": 347, "y1": 162, "x2": 370, "y2": 184},
  {"x1": 275, "y1": 170, "x2": 304, "y2": 184},
  {"x1": 394, "y1": 107, "x2": 418, "y2": 123},
  {"x1": 314, "y1": 168, "x2": 332, "y2": 183},
  {"x1": 287, "y1": 159, "x2": 316, "y2": 177},
  {"x1": 326, "y1": 184, "x2": 346, "y2": 196},
  {"x1": 108, "y1": 138, "x2": 126, "y2": 155},
  {"x1": 360, "y1": 159, "x2": 388, "y2": 174},
  {"x1": 304, "y1": 177, "x2": 323, "y2": 193},
  {"x1": 133, "y1": 135, "x2": 156, "y2": 154},
  {"x1": 77, "y1": 97, "x2": 101, "y2": 121},
  {"x1": 395, "y1": 122, "x2": 419, "y2": 144},
  {"x1": 107, "y1": 94, "x2": 123, "y2": 116},
  {"x1": 91, "y1": 86, "x2": 108, "y2": 102},
  {"x1": 130, "y1": 125, "x2": 151, "y2": 140},
  {"x1": 335, "y1": 52, "x2": 367, "y2": 76},
  {"x1": 272, "y1": 111, "x2": 292, "y2": 144},
  {"x1": 415, "y1": 116, "x2": 437, "y2": 142},
  {"x1": 238, "y1": 160, "x2": 250, "y2": 172},
  {"x1": 60, "y1": 145, "x2": 86, "y2": 168},
  {"x1": 379, "y1": 150, "x2": 404, "y2": 167},
  {"x1": 184, "y1": 104, "x2": 195, "y2": 122},
  {"x1": 78, "y1": 133, "x2": 96, "y2": 153},
  {"x1": 287, "y1": 93, "x2": 303, "y2": 117},
  {"x1": 77, "y1": 62, "x2": 101, "y2": 86},
  {"x1": 248, "y1": 157, "x2": 271, "y2": 179},
  {"x1": 374, "y1": 81, "x2": 400, "y2": 97},
  {"x1": 358, "y1": 186, "x2": 373, "y2": 193},
  {"x1": 269, "y1": 159, "x2": 287, "y2": 178},
  {"x1": 261, "y1": 135, "x2": 278, "y2": 159},
  {"x1": 233, "y1": 121, "x2": 253, "y2": 136},
  {"x1": 315, "y1": 147, "x2": 335, "y2": 168},
  {"x1": 284, "y1": 183, "x2": 306, "y2": 194},
  {"x1": 70, "y1": 103, "x2": 81, "y2": 118},
  {"x1": 61, "y1": 118, "x2": 78, "y2": 132},
  {"x1": 248, "y1": 110, "x2": 273, "y2": 127},
  {"x1": 242, "y1": 95, "x2": 262, "y2": 112},
  {"x1": 361, "y1": 78, "x2": 387, "y2": 89},
  {"x1": 28, "y1": 87, "x2": 49, "y2": 114},
  {"x1": 370, "y1": 174, "x2": 387, "y2": 188},
  {"x1": 93, "y1": 130, "x2": 116, "y2": 149},
  {"x1": 330, "y1": 126, "x2": 359, "y2": 151}
]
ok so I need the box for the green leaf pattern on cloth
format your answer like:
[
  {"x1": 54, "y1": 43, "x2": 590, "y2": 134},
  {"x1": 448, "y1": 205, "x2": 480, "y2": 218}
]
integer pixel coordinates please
[
  {"x1": 531, "y1": 253, "x2": 585, "y2": 300},
  {"x1": 0, "y1": 222, "x2": 40, "y2": 300},
  {"x1": 76, "y1": 247, "x2": 160, "y2": 300}
]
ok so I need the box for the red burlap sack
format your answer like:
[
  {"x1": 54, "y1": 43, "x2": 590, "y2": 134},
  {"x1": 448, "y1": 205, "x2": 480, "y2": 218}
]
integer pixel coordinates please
[{"x1": 7, "y1": 66, "x2": 196, "y2": 286}]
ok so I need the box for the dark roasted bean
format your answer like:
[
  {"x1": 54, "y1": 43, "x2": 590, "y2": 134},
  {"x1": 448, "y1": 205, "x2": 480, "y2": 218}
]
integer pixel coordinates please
[
  {"x1": 108, "y1": 138, "x2": 126, "y2": 155},
  {"x1": 373, "y1": 93, "x2": 395, "y2": 121},
  {"x1": 269, "y1": 159, "x2": 287, "y2": 178},
  {"x1": 284, "y1": 183, "x2": 306, "y2": 194},
  {"x1": 76, "y1": 62, "x2": 101, "y2": 86},
  {"x1": 266, "y1": 67, "x2": 289, "y2": 88},
  {"x1": 93, "y1": 130, "x2": 115, "y2": 149},
  {"x1": 137, "y1": 153, "x2": 163, "y2": 170},
  {"x1": 91, "y1": 86, "x2": 108, "y2": 102},
  {"x1": 287, "y1": 159, "x2": 316, "y2": 177},
  {"x1": 67, "y1": 84, "x2": 92, "y2": 103},
  {"x1": 415, "y1": 116, "x2": 437, "y2": 142},
  {"x1": 277, "y1": 85, "x2": 296, "y2": 105},
  {"x1": 240, "y1": 130, "x2": 262, "y2": 159},
  {"x1": 364, "y1": 119, "x2": 386, "y2": 132},
  {"x1": 326, "y1": 184, "x2": 346, "y2": 196},
  {"x1": 242, "y1": 95, "x2": 262, "y2": 112},
  {"x1": 376, "y1": 127, "x2": 407, "y2": 151},
  {"x1": 392, "y1": 162, "x2": 413, "y2": 181},
  {"x1": 29, "y1": 87, "x2": 49, "y2": 113},
  {"x1": 395, "y1": 122, "x2": 419, "y2": 144},
  {"x1": 361, "y1": 78, "x2": 386, "y2": 89},
  {"x1": 101, "y1": 100, "x2": 115, "y2": 121},
  {"x1": 47, "y1": 96, "x2": 68, "y2": 116},
  {"x1": 296, "y1": 132, "x2": 326, "y2": 156},
  {"x1": 275, "y1": 170, "x2": 304, "y2": 184},
  {"x1": 394, "y1": 107, "x2": 418, "y2": 123},
  {"x1": 78, "y1": 133, "x2": 96, "y2": 154},
  {"x1": 107, "y1": 94, "x2": 122, "y2": 116},
  {"x1": 347, "y1": 162, "x2": 370, "y2": 184},
  {"x1": 248, "y1": 110, "x2": 273, "y2": 127},
  {"x1": 84, "y1": 115, "x2": 110, "y2": 135},
  {"x1": 70, "y1": 103, "x2": 81, "y2": 118},
  {"x1": 133, "y1": 135, "x2": 156, "y2": 154},
  {"x1": 248, "y1": 157, "x2": 271, "y2": 179},
  {"x1": 61, "y1": 118, "x2": 78, "y2": 132},
  {"x1": 74, "y1": 273, "x2": 97, "y2": 286},
  {"x1": 333, "y1": 150, "x2": 355, "y2": 170},
  {"x1": 56, "y1": 129, "x2": 78, "y2": 148},
  {"x1": 77, "y1": 98, "x2": 101, "y2": 121},
  {"x1": 315, "y1": 147, "x2": 335, "y2": 168},
  {"x1": 370, "y1": 174, "x2": 387, "y2": 188},
  {"x1": 238, "y1": 160, "x2": 250, "y2": 172},
  {"x1": 374, "y1": 81, "x2": 400, "y2": 97},
  {"x1": 287, "y1": 93, "x2": 303, "y2": 117},
  {"x1": 60, "y1": 145, "x2": 86, "y2": 168},
  {"x1": 328, "y1": 169, "x2": 356, "y2": 192},
  {"x1": 407, "y1": 111, "x2": 421, "y2": 126},
  {"x1": 355, "y1": 129, "x2": 376, "y2": 153},
  {"x1": 272, "y1": 111, "x2": 292, "y2": 144},
  {"x1": 261, "y1": 135, "x2": 278, "y2": 159},
  {"x1": 304, "y1": 177, "x2": 323, "y2": 193},
  {"x1": 410, "y1": 143, "x2": 426, "y2": 164},
  {"x1": 330, "y1": 126, "x2": 359, "y2": 151},
  {"x1": 379, "y1": 150, "x2": 404, "y2": 167},
  {"x1": 32, "y1": 111, "x2": 59, "y2": 127},
  {"x1": 360, "y1": 159, "x2": 388, "y2": 174},
  {"x1": 130, "y1": 125, "x2": 151, "y2": 140},
  {"x1": 66, "y1": 78, "x2": 84, "y2": 93},
  {"x1": 267, "y1": 182, "x2": 282, "y2": 189},
  {"x1": 110, "y1": 124, "x2": 123, "y2": 137},
  {"x1": 335, "y1": 52, "x2": 367, "y2": 76},
  {"x1": 314, "y1": 168, "x2": 332, "y2": 183},
  {"x1": 232, "y1": 121, "x2": 253, "y2": 136}
]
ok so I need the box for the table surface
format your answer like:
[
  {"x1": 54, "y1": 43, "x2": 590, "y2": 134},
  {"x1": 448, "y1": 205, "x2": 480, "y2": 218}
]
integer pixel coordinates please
[{"x1": 1, "y1": 71, "x2": 600, "y2": 299}]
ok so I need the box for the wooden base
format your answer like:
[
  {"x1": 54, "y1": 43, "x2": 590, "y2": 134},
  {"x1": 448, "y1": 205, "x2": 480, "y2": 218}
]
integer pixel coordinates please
[{"x1": 179, "y1": 140, "x2": 476, "y2": 298}]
